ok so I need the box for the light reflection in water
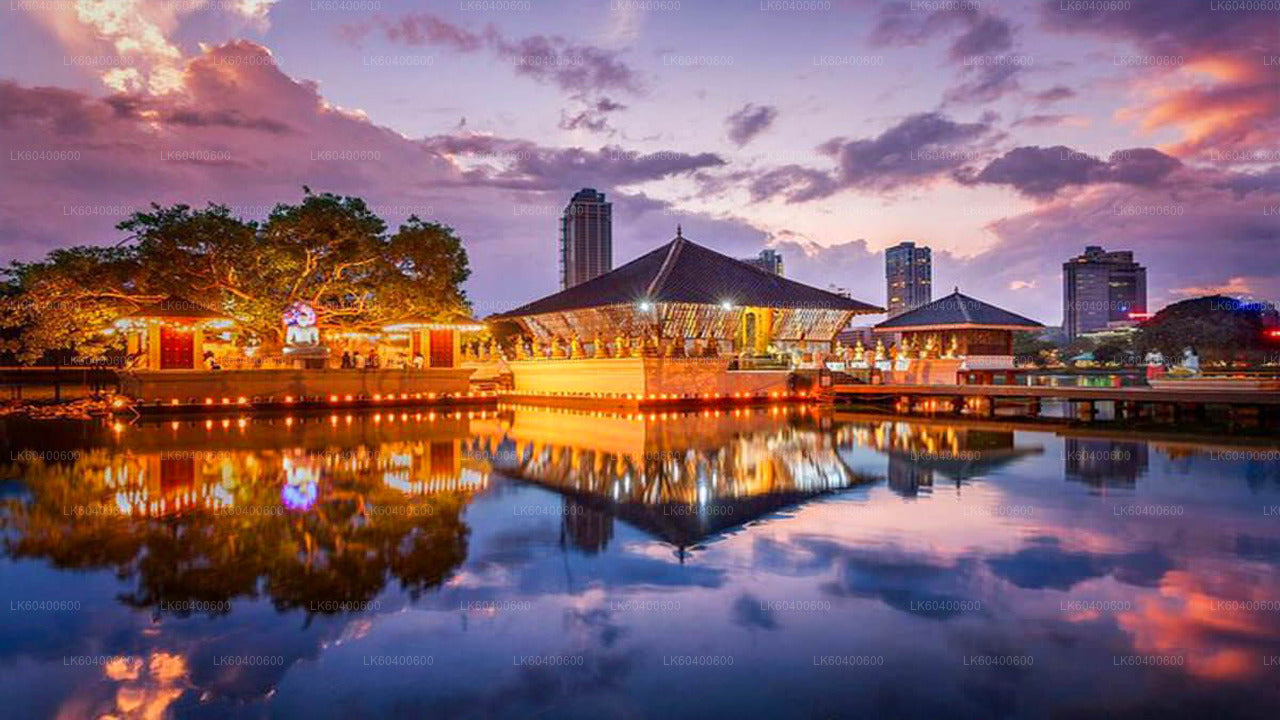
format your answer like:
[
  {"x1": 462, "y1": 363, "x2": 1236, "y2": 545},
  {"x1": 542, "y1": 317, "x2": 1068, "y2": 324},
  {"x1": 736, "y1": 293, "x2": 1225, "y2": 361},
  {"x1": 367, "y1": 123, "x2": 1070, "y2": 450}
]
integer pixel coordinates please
[{"x1": 0, "y1": 407, "x2": 1277, "y2": 718}]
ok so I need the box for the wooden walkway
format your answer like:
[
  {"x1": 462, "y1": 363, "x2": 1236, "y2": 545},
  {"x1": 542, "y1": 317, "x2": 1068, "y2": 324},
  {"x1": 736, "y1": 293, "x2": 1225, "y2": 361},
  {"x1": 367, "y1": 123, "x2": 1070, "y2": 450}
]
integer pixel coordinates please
[{"x1": 826, "y1": 383, "x2": 1280, "y2": 406}]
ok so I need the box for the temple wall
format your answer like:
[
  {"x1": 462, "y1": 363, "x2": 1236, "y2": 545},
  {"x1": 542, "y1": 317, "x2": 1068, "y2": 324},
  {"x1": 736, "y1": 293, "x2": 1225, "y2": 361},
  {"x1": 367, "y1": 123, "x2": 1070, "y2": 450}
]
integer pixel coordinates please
[
  {"x1": 120, "y1": 368, "x2": 475, "y2": 401},
  {"x1": 508, "y1": 357, "x2": 791, "y2": 397}
]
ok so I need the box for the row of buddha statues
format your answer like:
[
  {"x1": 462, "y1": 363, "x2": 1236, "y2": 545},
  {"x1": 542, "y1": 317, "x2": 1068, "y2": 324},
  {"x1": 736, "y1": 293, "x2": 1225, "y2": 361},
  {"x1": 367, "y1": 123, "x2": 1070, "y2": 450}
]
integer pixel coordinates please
[
  {"x1": 457, "y1": 335, "x2": 726, "y2": 362},
  {"x1": 833, "y1": 334, "x2": 962, "y2": 364},
  {"x1": 458, "y1": 333, "x2": 964, "y2": 365},
  {"x1": 513, "y1": 335, "x2": 725, "y2": 360}
]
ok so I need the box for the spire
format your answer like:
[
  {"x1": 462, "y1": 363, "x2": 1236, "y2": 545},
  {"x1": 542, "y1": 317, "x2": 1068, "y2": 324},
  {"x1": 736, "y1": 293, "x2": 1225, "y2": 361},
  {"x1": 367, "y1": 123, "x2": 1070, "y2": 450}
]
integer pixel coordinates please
[{"x1": 676, "y1": 224, "x2": 683, "y2": 239}]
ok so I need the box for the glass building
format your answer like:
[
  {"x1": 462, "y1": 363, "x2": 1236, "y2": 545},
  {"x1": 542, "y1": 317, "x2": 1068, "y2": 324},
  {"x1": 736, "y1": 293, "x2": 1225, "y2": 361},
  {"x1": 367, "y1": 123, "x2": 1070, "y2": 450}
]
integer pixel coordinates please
[
  {"x1": 560, "y1": 188, "x2": 613, "y2": 290},
  {"x1": 885, "y1": 242, "x2": 932, "y2": 318}
]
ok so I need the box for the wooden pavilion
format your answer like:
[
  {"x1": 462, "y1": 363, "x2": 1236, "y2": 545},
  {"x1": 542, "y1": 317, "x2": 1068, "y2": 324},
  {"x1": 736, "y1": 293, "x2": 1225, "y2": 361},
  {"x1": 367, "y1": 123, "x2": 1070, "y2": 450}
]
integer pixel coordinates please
[
  {"x1": 491, "y1": 230, "x2": 882, "y2": 399},
  {"x1": 873, "y1": 289, "x2": 1043, "y2": 385},
  {"x1": 113, "y1": 296, "x2": 234, "y2": 370},
  {"x1": 494, "y1": 230, "x2": 881, "y2": 360}
]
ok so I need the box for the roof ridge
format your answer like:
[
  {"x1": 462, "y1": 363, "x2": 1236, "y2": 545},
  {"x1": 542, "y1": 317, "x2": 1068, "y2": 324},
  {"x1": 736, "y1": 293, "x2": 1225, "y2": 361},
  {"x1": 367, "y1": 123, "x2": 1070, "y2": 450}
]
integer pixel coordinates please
[
  {"x1": 958, "y1": 291, "x2": 974, "y2": 324},
  {"x1": 646, "y1": 236, "x2": 685, "y2": 298}
]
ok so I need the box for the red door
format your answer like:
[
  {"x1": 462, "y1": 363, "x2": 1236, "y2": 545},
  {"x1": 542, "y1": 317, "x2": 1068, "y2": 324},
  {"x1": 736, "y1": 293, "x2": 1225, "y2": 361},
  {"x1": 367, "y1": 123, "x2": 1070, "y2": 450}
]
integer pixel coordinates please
[
  {"x1": 159, "y1": 326, "x2": 194, "y2": 369},
  {"x1": 429, "y1": 330, "x2": 453, "y2": 368}
]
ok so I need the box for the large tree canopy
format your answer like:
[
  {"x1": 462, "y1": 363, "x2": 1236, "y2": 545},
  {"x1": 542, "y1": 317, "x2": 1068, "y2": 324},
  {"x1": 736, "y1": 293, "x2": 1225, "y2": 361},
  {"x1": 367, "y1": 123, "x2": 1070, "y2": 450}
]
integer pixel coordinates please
[
  {"x1": 1, "y1": 190, "x2": 471, "y2": 363},
  {"x1": 1135, "y1": 295, "x2": 1273, "y2": 365}
]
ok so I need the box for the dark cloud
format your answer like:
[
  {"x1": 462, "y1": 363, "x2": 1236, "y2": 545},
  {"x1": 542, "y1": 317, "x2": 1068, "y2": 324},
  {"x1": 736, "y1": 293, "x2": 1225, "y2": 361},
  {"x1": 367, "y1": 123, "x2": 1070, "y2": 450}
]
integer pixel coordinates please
[
  {"x1": 961, "y1": 145, "x2": 1181, "y2": 198},
  {"x1": 870, "y1": 1, "x2": 1023, "y2": 106},
  {"x1": 944, "y1": 62, "x2": 1023, "y2": 105},
  {"x1": 1031, "y1": 85, "x2": 1075, "y2": 105},
  {"x1": 558, "y1": 97, "x2": 627, "y2": 134},
  {"x1": 1011, "y1": 114, "x2": 1079, "y2": 129},
  {"x1": 417, "y1": 135, "x2": 725, "y2": 191},
  {"x1": 725, "y1": 103, "x2": 779, "y2": 146},
  {"x1": 745, "y1": 112, "x2": 995, "y2": 202},
  {"x1": 360, "y1": 13, "x2": 642, "y2": 97},
  {"x1": 869, "y1": 1, "x2": 1013, "y2": 59},
  {"x1": 987, "y1": 537, "x2": 1173, "y2": 591}
]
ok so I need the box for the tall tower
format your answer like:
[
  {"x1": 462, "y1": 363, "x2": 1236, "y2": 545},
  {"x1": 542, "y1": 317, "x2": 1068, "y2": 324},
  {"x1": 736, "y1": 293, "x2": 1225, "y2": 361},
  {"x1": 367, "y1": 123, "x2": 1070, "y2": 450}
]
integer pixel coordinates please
[
  {"x1": 885, "y1": 242, "x2": 932, "y2": 317},
  {"x1": 560, "y1": 188, "x2": 612, "y2": 289},
  {"x1": 1062, "y1": 246, "x2": 1147, "y2": 339}
]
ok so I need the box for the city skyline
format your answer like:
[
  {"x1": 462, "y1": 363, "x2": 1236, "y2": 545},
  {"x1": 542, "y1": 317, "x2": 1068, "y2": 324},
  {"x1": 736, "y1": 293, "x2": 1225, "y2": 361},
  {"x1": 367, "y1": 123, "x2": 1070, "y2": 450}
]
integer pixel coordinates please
[{"x1": 1, "y1": 1, "x2": 1277, "y2": 324}]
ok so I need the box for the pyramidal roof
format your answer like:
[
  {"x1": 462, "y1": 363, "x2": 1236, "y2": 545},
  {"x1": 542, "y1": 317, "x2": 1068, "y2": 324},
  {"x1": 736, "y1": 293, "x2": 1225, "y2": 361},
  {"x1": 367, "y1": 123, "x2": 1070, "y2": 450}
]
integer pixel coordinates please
[
  {"x1": 495, "y1": 233, "x2": 883, "y2": 318},
  {"x1": 875, "y1": 290, "x2": 1042, "y2": 330}
]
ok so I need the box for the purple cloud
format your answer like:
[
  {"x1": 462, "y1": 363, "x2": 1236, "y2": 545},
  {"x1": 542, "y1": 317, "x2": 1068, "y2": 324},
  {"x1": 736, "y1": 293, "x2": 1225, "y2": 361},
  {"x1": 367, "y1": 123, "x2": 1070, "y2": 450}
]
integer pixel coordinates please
[
  {"x1": 745, "y1": 112, "x2": 995, "y2": 202},
  {"x1": 725, "y1": 104, "x2": 779, "y2": 147},
  {"x1": 360, "y1": 13, "x2": 642, "y2": 98},
  {"x1": 960, "y1": 146, "x2": 1181, "y2": 198}
]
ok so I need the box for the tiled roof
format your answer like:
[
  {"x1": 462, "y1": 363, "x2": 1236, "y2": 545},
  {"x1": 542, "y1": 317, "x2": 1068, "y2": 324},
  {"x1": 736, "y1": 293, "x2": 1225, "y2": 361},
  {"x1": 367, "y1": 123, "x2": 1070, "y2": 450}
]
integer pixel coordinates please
[
  {"x1": 875, "y1": 290, "x2": 1042, "y2": 330},
  {"x1": 495, "y1": 235, "x2": 882, "y2": 318}
]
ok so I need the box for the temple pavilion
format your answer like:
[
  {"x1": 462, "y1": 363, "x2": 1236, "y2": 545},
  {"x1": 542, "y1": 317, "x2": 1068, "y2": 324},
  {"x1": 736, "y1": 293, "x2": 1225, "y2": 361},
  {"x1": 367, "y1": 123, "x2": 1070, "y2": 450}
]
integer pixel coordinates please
[
  {"x1": 873, "y1": 289, "x2": 1043, "y2": 385},
  {"x1": 494, "y1": 230, "x2": 882, "y2": 361},
  {"x1": 491, "y1": 230, "x2": 881, "y2": 400}
]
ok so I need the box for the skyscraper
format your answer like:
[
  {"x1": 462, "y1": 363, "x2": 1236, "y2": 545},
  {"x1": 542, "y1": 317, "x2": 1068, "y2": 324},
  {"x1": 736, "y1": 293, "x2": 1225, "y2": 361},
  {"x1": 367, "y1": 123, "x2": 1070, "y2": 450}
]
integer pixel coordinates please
[
  {"x1": 885, "y1": 242, "x2": 932, "y2": 317},
  {"x1": 740, "y1": 249, "x2": 784, "y2": 276},
  {"x1": 1062, "y1": 246, "x2": 1147, "y2": 339},
  {"x1": 560, "y1": 188, "x2": 612, "y2": 289}
]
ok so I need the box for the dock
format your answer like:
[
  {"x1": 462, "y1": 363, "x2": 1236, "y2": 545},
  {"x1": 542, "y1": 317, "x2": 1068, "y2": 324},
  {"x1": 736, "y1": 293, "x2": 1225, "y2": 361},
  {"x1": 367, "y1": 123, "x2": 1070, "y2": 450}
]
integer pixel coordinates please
[{"x1": 824, "y1": 383, "x2": 1280, "y2": 425}]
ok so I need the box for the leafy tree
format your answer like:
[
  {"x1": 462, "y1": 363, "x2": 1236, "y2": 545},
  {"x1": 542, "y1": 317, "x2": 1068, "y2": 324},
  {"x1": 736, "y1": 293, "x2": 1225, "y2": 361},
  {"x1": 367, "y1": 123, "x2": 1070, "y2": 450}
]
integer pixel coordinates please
[
  {"x1": 1061, "y1": 337, "x2": 1097, "y2": 365},
  {"x1": 1012, "y1": 332, "x2": 1057, "y2": 367},
  {"x1": 1092, "y1": 339, "x2": 1131, "y2": 366},
  {"x1": 1135, "y1": 295, "x2": 1268, "y2": 365},
  {"x1": 0, "y1": 190, "x2": 472, "y2": 362}
]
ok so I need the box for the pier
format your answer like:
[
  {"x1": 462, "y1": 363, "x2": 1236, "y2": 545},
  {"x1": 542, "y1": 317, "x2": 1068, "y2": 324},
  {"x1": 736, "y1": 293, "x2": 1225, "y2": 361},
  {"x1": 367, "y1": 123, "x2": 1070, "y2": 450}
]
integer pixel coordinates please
[{"x1": 824, "y1": 383, "x2": 1280, "y2": 426}]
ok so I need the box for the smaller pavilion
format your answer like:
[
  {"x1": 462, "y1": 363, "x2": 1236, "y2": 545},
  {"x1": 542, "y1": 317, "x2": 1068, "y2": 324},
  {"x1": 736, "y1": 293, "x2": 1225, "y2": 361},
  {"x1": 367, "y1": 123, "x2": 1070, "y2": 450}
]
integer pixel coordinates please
[
  {"x1": 114, "y1": 296, "x2": 234, "y2": 370},
  {"x1": 873, "y1": 289, "x2": 1043, "y2": 385},
  {"x1": 380, "y1": 312, "x2": 487, "y2": 369}
]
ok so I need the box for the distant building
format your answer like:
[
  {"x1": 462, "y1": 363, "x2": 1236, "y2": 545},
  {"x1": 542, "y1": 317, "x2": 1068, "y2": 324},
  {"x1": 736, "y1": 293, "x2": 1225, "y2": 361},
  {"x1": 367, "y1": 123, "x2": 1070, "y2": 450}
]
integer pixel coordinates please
[
  {"x1": 560, "y1": 188, "x2": 612, "y2": 290},
  {"x1": 1063, "y1": 246, "x2": 1147, "y2": 339},
  {"x1": 740, "y1": 249, "x2": 784, "y2": 276},
  {"x1": 885, "y1": 242, "x2": 932, "y2": 318}
]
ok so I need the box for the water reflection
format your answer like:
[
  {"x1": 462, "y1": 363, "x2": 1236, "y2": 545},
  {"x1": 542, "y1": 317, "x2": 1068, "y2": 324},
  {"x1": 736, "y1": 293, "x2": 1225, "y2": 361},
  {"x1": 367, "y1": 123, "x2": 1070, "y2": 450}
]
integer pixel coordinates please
[{"x1": 1, "y1": 407, "x2": 1278, "y2": 718}]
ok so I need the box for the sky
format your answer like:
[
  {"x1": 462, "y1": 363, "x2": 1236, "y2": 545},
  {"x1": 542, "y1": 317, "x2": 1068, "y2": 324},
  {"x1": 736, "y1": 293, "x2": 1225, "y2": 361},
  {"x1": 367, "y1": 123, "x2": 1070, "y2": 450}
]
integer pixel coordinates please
[{"x1": 0, "y1": 0, "x2": 1277, "y2": 323}]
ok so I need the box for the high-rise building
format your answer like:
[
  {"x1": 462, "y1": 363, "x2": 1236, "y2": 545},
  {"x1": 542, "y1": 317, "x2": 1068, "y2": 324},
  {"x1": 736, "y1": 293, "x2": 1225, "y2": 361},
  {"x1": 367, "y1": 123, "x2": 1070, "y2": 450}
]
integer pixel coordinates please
[
  {"x1": 560, "y1": 188, "x2": 612, "y2": 289},
  {"x1": 740, "y1": 249, "x2": 784, "y2": 276},
  {"x1": 1062, "y1": 246, "x2": 1147, "y2": 339},
  {"x1": 885, "y1": 242, "x2": 932, "y2": 317}
]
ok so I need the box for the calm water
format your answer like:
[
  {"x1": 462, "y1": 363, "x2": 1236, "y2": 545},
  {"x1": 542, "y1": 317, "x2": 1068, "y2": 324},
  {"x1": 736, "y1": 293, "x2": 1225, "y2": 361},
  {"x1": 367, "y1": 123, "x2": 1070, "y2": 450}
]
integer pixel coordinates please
[{"x1": 2, "y1": 407, "x2": 1279, "y2": 719}]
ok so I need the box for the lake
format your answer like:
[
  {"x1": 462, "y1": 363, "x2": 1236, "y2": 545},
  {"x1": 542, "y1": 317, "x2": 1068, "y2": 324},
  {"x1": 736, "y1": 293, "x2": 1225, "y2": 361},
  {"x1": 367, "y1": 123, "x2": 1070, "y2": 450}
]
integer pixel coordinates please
[{"x1": 2, "y1": 406, "x2": 1279, "y2": 719}]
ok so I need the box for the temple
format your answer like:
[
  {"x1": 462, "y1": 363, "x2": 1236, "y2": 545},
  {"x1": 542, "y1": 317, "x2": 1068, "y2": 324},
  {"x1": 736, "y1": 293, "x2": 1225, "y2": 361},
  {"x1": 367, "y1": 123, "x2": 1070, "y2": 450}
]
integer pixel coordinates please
[
  {"x1": 873, "y1": 289, "x2": 1043, "y2": 385},
  {"x1": 493, "y1": 231, "x2": 882, "y2": 399}
]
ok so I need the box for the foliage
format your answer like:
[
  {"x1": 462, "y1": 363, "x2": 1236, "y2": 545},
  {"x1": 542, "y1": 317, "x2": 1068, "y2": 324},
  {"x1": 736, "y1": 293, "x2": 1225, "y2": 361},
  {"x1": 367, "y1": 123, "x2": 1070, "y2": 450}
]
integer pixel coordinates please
[
  {"x1": 1011, "y1": 332, "x2": 1057, "y2": 367},
  {"x1": 1135, "y1": 295, "x2": 1270, "y2": 365},
  {"x1": 0, "y1": 190, "x2": 472, "y2": 363}
]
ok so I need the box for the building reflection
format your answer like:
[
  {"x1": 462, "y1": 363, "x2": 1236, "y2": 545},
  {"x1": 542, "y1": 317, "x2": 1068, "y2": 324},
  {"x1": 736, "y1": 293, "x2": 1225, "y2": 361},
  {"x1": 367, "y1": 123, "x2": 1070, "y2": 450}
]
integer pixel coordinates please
[
  {"x1": 835, "y1": 418, "x2": 1044, "y2": 497},
  {"x1": 468, "y1": 406, "x2": 877, "y2": 549},
  {"x1": 2, "y1": 412, "x2": 492, "y2": 615},
  {"x1": 1064, "y1": 438, "x2": 1149, "y2": 488}
]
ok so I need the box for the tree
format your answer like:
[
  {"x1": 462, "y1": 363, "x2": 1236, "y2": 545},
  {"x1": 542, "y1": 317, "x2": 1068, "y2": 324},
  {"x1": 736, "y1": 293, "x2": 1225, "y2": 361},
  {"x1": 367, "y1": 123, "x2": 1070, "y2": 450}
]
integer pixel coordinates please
[
  {"x1": 0, "y1": 190, "x2": 472, "y2": 362},
  {"x1": 1092, "y1": 339, "x2": 1130, "y2": 366},
  {"x1": 1061, "y1": 337, "x2": 1097, "y2": 365},
  {"x1": 1135, "y1": 295, "x2": 1268, "y2": 366},
  {"x1": 1012, "y1": 331, "x2": 1057, "y2": 367}
]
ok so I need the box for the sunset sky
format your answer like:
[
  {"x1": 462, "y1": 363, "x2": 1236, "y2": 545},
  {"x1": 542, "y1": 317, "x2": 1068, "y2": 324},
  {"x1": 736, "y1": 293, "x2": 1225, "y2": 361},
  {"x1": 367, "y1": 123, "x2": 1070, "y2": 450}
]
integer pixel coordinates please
[{"x1": 1, "y1": 0, "x2": 1277, "y2": 323}]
